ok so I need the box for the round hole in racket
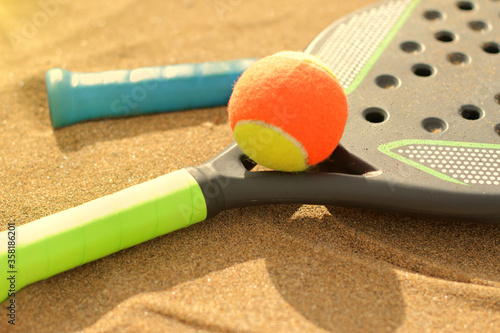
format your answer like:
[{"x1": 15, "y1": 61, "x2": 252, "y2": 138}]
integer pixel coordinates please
[
  {"x1": 422, "y1": 117, "x2": 448, "y2": 133},
  {"x1": 468, "y1": 20, "x2": 490, "y2": 32},
  {"x1": 459, "y1": 105, "x2": 484, "y2": 120},
  {"x1": 375, "y1": 75, "x2": 400, "y2": 89},
  {"x1": 435, "y1": 31, "x2": 456, "y2": 43},
  {"x1": 412, "y1": 63, "x2": 436, "y2": 77},
  {"x1": 240, "y1": 155, "x2": 257, "y2": 171},
  {"x1": 400, "y1": 41, "x2": 423, "y2": 54},
  {"x1": 363, "y1": 107, "x2": 389, "y2": 124},
  {"x1": 482, "y1": 42, "x2": 500, "y2": 54},
  {"x1": 447, "y1": 52, "x2": 470, "y2": 65},
  {"x1": 423, "y1": 10, "x2": 444, "y2": 21},
  {"x1": 456, "y1": 1, "x2": 475, "y2": 11}
]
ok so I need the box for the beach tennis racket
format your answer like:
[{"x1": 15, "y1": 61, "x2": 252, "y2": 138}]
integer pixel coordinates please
[
  {"x1": 46, "y1": 58, "x2": 256, "y2": 128},
  {"x1": 2, "y1": 0, "x2": 500, "y2": 303}
]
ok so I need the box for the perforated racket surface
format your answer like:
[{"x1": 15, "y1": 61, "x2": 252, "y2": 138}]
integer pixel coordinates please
[
  {"x1": 191, "y1": 0, "x2": 500, "y2": 221},
  {"x1": 321, "y1": 0, "x2": 500, "y2": 210},
  {"x1": 309, "y1": 0, "x2": 500, "y2": 192},
  {"x1": 1, "y1": 0, "x2": 499, "y2": 304}
]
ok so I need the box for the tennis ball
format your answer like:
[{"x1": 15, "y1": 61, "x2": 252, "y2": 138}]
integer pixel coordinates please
[{"x1": 227, "y1": 51, "x2": 348, "y2": 172}]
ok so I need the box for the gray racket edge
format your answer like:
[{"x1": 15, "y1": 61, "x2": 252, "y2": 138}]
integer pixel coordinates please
[{"x1": 189, "y1": 0, "x2": 500, "y2": 222}]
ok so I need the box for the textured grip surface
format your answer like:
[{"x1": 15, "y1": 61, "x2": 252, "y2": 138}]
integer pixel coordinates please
[
  {"x1": 46, "y1": 59, "x2": 256, "y2": 127},
  {"x1": 0, "y1": 169, "x2": 207, "y2": 302}
]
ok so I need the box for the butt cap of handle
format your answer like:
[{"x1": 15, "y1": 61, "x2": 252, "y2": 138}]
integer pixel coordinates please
[{"x1": 46, "y1": 68, "x2": 73, "y2": 128}]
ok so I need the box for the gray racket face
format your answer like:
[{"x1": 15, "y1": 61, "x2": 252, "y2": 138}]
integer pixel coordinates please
[
  {"x1": 307, "y1": 0, "x2": 500, "y2": 194},
  {"x1": 194, "y1": 0, "x2": 500, "y2": 221}
]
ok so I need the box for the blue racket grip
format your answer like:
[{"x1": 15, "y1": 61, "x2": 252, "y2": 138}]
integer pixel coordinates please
[{"x1": 46, "y1": 58, "x2": 257, "y2": 128}]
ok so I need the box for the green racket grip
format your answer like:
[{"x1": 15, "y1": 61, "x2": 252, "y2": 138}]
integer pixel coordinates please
[{"x1": 0, "y1": 169, "x2": 207, "y2": 303}]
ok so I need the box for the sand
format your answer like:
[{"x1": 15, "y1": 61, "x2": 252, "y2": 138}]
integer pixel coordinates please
[{"x1": 0, "y1": 0, "x2": 499, "y2": 332}]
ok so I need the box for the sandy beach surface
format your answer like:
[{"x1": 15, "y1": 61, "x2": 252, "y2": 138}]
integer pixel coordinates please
[{"x1": 0, "y1": 0, "x2": 499, "y2": 332}]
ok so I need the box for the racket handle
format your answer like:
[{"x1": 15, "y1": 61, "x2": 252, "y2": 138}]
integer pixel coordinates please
[
  {"x1": 46, "y1": 58, "x2": 257, "y2": 128},
  {"x1": 0, "y1": 169, "x2": 207, "y2": 302}
]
